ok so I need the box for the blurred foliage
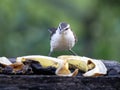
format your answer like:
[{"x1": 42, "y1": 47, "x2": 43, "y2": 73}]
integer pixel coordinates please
[{"x1": 0, "y1": 0, "x2": 120, "y2": 61}]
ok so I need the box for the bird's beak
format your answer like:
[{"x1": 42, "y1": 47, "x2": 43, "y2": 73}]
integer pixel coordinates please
[
  {"x1": 59, "y1": 27, "x2": 69, "y2": 34},
  {"x1": 59, "y1": 28, "x2": 63, "y2": 34}
]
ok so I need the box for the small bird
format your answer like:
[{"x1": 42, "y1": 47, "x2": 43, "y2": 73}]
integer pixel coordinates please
[{"x1": 48, "y1": 22, "x2": 77, "y2": 56}]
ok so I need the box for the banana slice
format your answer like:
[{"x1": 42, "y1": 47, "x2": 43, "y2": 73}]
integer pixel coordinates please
[
  {"x1": 9, "y1": 62, "x2": 24, "y2": 72},
  {"x1": 58, "y1": 55, "x2": 89, "y2": 72},
  {"x1": 0, "y1": 57, "x2": 12, "y2": 65},
  {"x1": 0, "y1": 57, "x2": 24, "y2": 73},
  {"x1": 58, "y1": 55, "x2": 107, "y2": 77},
  {"x1": 17, "y1": 55, "x2": 64, "y2": 68},
  {"x1": 16, "y1": 55, "x2": 78, "y2": 77},
  {"x1": 55, "y1": 60, "x2": 78, "y2": 77},
  {"x1": 83, "y1": 59, "x2": 107, "y2": 77}
]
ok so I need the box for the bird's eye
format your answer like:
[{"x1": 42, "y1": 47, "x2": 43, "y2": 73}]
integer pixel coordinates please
[
  {"x1": 65, "y1": 28, "x2": 69, "y2": 30},
  {"x1": 58, "y1": 26, "x2": 61, "y2": 31}
]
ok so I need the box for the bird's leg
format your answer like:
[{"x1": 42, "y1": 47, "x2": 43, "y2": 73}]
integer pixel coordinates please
[
  {"x1": 48, "y1": 51, "x2": 53, "y2": 56},
  {"x1": 69, "y1": 49, "x2": 78, "y2": 56}
]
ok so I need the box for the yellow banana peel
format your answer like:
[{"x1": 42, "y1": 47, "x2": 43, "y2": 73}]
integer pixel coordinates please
[
  {"x1": 16, "y1": 55, "x2": 64, "y2": 68},
  {"x1": 55, "y1": 60, "x2": 78, "y2": 77},
  {"x1": 0, "y1": 57, "x2": 12, "y2": 65},
  {"x1": 58, "y1": 55, "x2": 107, "y2": 77},
  {"x1": 83, "y1": 59, "x2": 107, "y2": 77},
  {"x1": 58, "y1": 55, "x2": 89, "y2": 72},
  {"x1": 0, "y1": 55, "x2": 107, "y2": 77},
  {"x1": 16, "y1": 55, "x2": 78, "y2": 77}
]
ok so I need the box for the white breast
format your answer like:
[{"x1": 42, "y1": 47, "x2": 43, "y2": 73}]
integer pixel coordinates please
[{"x1": 50, "y1": 29, "x2": 75, "y2": 51}]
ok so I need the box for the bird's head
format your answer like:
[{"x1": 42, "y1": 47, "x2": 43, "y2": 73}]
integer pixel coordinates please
[{"x1": 58, "y1": 22, "x2": 70, "y2": 34}]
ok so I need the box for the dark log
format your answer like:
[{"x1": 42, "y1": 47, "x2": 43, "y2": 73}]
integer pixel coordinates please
[
  {"x1": 103, "y1": 60, "x2": 120, "y2": 76},
  {"x1": 0, "y1": 60, "x2": 120, "y2": 90},
  {"x1": 0, "y1": 75, "x2": 120, "y2": 90}
]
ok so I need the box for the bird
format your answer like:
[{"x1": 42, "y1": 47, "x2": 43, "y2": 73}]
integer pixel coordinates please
[{"x1": 48, "y1": 22, "x2": 77, "y2": 56}]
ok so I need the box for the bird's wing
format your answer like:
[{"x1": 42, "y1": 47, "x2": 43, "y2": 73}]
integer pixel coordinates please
[
  {"x1": 48, "y1": 28, "x2": 57, "y2": 39},
  {"x1": 72, "y1": 30, "x2": 78, "y2": 43}
]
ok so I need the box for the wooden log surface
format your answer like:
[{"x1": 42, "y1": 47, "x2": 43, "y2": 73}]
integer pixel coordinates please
[
  {"x1": 0, "y1": 75, "x2": 120, "y2": 90},
  {"x1": 0, "y1": 59, "x2": 120, "y2": 90}
]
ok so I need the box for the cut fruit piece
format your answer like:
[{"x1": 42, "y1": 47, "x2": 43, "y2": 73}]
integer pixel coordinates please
[{"x1": 17, "y1": 55, "x2": 64, "y2": 68}]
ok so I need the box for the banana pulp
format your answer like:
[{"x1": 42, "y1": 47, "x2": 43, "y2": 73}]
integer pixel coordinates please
[
  {"x1": 58, "y1": 55, "x2": 93, "y2": 72},
  {"x1": 0, "y1": 55, "x2": 107, "y2": 77},
  {"x1": 16, "y1": 55, "x2": 78, "y2": 76},
  {"x1": 17, "y1": 55, "x2": 63, "y2": 68},
  {"x1": 58, "y1": 55, "x2": 107, "y2": 76}
]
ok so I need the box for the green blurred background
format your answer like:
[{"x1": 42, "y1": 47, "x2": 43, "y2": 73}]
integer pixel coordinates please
[{"x1": 0, "y1": 0, "x2": 120, "y2": 61}]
